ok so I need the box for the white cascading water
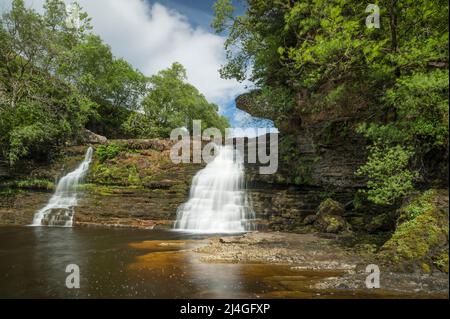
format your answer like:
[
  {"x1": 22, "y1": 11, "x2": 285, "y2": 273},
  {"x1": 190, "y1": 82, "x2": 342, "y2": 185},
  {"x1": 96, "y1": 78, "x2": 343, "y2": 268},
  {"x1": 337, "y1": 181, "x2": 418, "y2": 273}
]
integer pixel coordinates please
[
  {"x1": 32, "y1": 147, "x2": 93, "y2": 227},
  {"x1": 174, "y1": 145, "x2": 254, "y2": 233}
]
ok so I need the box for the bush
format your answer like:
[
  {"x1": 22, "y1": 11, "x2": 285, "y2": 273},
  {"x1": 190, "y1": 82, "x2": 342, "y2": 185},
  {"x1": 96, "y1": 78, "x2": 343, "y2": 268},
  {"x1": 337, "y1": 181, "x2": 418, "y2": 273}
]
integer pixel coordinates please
[
  {"x1": 95, "y1": 144, "x2": 122, "y2": 163},
  {"x1": 356, "y1": 145, "x2": 418, "y2": 205}
]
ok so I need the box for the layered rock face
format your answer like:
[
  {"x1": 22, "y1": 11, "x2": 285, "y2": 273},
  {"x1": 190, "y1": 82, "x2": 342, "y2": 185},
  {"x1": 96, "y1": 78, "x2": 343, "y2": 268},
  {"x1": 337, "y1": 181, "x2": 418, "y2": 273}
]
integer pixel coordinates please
[
  {"x1": 236, "y1": 90, "x2": 369, "y2": 231},
  {"x1": 237, "y1": 89, "x2": 448, "y2": 242},
  {"x1": 0, "y1": 140, "x2": 202, "y2": 228},
  {"x1": 247, "y1": 184, "x2": 354, "y2": 232},
  {"x1": 237, "y1": 91, "x2": 368, "y2": 188}
]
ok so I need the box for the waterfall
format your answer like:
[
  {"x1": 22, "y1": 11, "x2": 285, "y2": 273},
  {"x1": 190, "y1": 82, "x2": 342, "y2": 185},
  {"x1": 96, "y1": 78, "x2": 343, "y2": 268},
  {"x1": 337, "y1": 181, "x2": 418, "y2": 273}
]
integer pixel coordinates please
[
  {"x1": 32, "y1": 147, "x2": 93, "y2": 227},
  {"x1": 174, "y1": 145, "x2": 254, "y2": 233}
]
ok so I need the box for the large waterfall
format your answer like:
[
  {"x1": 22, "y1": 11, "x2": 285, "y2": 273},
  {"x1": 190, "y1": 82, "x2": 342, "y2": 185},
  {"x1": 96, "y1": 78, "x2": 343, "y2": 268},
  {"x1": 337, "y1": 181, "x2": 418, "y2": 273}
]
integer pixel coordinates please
[
  {"x1": 32, "y1": 147, "x2": 93, "y2": 227},
  {"x1": 174, "y1": 145, "x2": 254, "y2": 233}
]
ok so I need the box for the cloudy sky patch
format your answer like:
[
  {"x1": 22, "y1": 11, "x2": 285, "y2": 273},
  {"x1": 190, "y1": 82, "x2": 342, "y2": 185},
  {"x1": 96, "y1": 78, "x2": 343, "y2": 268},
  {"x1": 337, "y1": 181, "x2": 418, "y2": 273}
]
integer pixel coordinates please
[{"x1": 0, "y1": 0, "x2": 276, "y2": 130}]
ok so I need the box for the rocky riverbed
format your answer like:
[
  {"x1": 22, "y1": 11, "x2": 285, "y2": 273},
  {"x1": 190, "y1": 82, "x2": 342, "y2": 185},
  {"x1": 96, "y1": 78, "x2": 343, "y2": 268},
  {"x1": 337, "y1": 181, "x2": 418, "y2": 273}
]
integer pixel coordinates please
[{"x1": 194, "y1": 231, "x2": 449, "y2": 297}]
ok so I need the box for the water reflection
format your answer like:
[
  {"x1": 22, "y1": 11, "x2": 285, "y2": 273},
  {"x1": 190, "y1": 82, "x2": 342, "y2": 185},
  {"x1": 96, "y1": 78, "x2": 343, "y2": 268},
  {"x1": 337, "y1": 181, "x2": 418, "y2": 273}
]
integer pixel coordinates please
[
  {"x1": 184, "y1": 251, "x2": 246, "y2": 298},
  {"x1": 31, "y1": 227, "x2": 87, "y2": 297},
  {"x1": 1, "y1": 227, "x2": 439, "y2": 298},
  {"x1": 0, "y1": 226, "x2": 170, "y2": 298},
  {"x1": 0, "y1": 227, "x2": 340, "y2": 298}
]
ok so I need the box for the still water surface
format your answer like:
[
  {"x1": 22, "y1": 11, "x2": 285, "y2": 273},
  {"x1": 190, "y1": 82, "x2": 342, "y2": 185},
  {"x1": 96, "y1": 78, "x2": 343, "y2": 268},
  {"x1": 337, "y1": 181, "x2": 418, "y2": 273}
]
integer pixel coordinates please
[
  {"x1": 0, "y1": 226, "x2": 303, "y2": 298},
  {"x1": 0, "y1": 226, "x2": 443, "y2": 299}
]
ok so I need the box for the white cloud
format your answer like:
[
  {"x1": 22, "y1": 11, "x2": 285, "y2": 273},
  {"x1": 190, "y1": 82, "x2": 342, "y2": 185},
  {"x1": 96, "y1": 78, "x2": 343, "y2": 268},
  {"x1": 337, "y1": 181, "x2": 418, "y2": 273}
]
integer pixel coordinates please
[{"x1": 1, "y1": 0, "x2": 247, "y2": 107}]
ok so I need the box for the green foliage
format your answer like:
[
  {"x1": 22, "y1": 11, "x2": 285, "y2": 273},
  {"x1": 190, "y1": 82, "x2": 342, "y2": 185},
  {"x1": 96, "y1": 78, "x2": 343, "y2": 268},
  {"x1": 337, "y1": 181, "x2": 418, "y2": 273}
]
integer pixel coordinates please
[
  {"x1": 356, "y1": 70, "x2": 448, "y2": 205},
  {"x1": 1, "y1": 1, "x2": 227, "y2": 166},
  {"x1": 211, "y1": 0, "x2": 235, "y2": 33},
  {"x1": 95, "y1": 144, "x2": 122, "y2": 163},
  {"x1": 0, "y1": 0, "x2": 95, "y2": 164},
  {"x1": 0, "y1": 187, "x2": 20, "y2": 202},
  {"x1": 385, "y1": 214, "x2": 439, "y2": 260},
  {"x1": 351, "y1": 192, "x2": 363, "y2": 210},
  {"x1": 433, "y1": 251, "x2": 449, "y2": 273},
  {"x1": 400, "y1": 190, "x2": 437, "y2": 221},
  {"x1": 1, "y1": 178, "x2": 54, "y2": 190},
  {"x1": 61, "y1": 34, "x2": 148, "y2": 111},
  {"x1": 124, "y1": 62, "x2": 229, "y2": 138},
  {"x1": 359, "y1": 70, "x2": 449, "y2": 150},
  {"x1": 381, "y1": 190, "x2": 449, "y2": 270},
  {"x1": 121, "y1": 112, "x2": 157, "y2": 138},
  {"x1": 215, "y1": 0, "x2": 449, "y2": 204},
  {"x1": 356, "y1": 145, "x2": 417, "y2": 205},
  {"x1": 0, "y1": 0, "x2": 95, "y2": 165},
  {"x1": 91, "y1": 162, "x2": 135, "y2": 186}
]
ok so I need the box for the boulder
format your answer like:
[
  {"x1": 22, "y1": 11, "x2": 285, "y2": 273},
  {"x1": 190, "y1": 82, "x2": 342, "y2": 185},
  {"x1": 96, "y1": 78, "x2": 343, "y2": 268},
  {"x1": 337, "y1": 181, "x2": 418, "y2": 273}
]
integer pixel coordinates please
[
  {"x1": 380, "y1": 189, "x2": 449, "y2": 273},
  {"x1": 365, "y1": 213, "x2": 394, "y2": 233},
  {"x1": 315, "y1": 214, "x2": 351, "y2": 234},
  {"x1": 84, "y1": 129, "x2": 107, "y2": 144},
  {"x1": 312, "y1": 198, "x2": 351, "y2": 234},
  {"x1": 316, "y1": 198, "x2": 345, "y2": 216}
]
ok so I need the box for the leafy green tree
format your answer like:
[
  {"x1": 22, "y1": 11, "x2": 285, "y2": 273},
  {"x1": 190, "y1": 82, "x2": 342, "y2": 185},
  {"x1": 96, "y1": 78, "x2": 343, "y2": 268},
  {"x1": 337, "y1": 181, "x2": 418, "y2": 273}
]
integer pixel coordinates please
[
  {"x1": 1, "y1": 0, "x2": 229, "y2": 167},
  {"x1": 213, "y1": 0, "x2": 449, "y2": 205},
  {"x1": 0, "y1": 0, "x2": 95, "y2": 165},
  {"x1": 0, "y1": 0, "x2": 147, "y2": 163},
  {"x1": 125, "y1": 62, "x2": 229, "y2": 138},
  {"x1": 61, "y1": 34, "x2": 147, "y2": 110}
]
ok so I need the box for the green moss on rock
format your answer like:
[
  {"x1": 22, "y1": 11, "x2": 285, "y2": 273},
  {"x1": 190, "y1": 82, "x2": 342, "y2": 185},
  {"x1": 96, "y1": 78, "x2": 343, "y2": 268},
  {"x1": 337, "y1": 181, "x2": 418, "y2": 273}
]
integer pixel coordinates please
[
  {"x1": 380, "y1": 189, "x2": 449, "y2": 272},
  {"x1": 1, "y1": 179, "x2": 55, "y2": 191},
  {"x1": 317, "y1": 198, "x2": 345, "y2": 216},
  {"x1": 312, "y1": 198, "x2": 351, "y2": 234},
  {"x1": 397, "y1": 189, "x2": 437, "y2": 224},
  {"x1": 433, "y1": 250, "x2": 449, "y2": 273}
]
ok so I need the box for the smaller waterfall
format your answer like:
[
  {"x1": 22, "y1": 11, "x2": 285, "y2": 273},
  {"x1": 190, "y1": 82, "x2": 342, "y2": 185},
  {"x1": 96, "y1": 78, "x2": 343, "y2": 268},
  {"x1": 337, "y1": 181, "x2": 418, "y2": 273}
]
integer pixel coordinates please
[
  {"x1": 32, "y1": 147, "x2": 93, "y2": 227},
  {"x1": 174, "y1": 145, "x2": 254, "y2": 233}
]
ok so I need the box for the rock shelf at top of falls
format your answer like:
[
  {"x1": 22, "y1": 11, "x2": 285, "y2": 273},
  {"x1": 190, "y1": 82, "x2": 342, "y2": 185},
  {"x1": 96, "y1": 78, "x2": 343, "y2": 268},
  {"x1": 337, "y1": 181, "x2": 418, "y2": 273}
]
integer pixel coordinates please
[{"x1": 174, "y1": 145, "x2": 255, "y2": 233}]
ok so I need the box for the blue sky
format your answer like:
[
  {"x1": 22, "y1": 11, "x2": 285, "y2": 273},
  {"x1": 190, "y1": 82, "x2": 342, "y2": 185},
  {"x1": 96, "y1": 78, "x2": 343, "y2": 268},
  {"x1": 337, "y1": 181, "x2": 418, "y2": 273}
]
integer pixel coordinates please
[
  {"x1": 0, "y1": 0, "x2": 275, "y2": 130},
  {"x1": 152, "y1": 0, "x2": 272, "y2": 128},
  {"x1": 150, "y1": 0, "x2": 249, "y2": 126},
  {"x1": 152, "y1": 0, "x2": 217, "y2": 29},
  {"x1": 153, "y1": 0, "x2": 245, "y2": 30}
]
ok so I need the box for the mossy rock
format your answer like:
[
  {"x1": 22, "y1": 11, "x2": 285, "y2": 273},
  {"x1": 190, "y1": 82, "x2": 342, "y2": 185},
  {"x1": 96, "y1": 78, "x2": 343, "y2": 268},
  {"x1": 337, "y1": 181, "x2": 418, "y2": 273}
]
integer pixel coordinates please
[
  {"x1": 311, "y1": 198, "x2": 351, "y2": 234},
  {"x1": 397, "y1": 189, "x2": 438, "y2": 224},
  {"x1": 314, "y1": 214, "x2": 351, "y2": 234},
  {"x1": 433, "y1": 250, "x2": 449, "y2": 273},
  {"x1": 302, "y1": 214, "x2": 317, "y2": 225},
  {"x1": 316, "y1": 198, "x2": 345, "y2": 216},
  {"x1": 380, "y1": 189, "x2": 449, "y2": 272}
]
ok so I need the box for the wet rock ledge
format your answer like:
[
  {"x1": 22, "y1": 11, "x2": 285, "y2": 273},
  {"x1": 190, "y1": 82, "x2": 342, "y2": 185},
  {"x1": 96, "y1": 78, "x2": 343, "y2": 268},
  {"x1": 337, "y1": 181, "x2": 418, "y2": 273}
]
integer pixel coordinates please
[{"x1": 196, "y1": 231, "x2": 449, "y2": 297}]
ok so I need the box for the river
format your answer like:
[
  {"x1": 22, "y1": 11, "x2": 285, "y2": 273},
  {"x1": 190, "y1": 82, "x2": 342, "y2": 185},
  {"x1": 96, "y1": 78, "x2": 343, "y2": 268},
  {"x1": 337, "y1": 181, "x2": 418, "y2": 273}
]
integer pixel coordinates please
[
  {"x1": 0, "y1": 226, "x2": 302, "y2": 298},
  {"x1": 0, "y1": 226, "x2": 446, "y2": 299}
]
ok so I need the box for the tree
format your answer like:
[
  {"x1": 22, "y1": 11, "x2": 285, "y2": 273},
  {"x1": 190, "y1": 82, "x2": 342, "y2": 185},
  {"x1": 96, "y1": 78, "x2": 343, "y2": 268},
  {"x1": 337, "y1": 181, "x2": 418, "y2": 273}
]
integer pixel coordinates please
[
  {"x1": 124, "y1": 63, "x2": 229, "y2": 138},
  {"x1": 214, "y1": 0, "x2": 449, "y2": 204},
  {"x1": 0, "y1": 0, "x2": 96, "y2": 165},
  {"x1": 0, "y1": 1, "x2": 230, "y2": 166}
]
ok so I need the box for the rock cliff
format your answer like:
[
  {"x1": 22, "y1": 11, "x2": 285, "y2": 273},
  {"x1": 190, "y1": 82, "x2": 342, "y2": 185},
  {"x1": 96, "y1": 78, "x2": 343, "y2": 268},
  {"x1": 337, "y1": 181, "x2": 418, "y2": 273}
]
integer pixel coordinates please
[{"x1": 0, "y1": 140, "x2": 202, "y2": 228}]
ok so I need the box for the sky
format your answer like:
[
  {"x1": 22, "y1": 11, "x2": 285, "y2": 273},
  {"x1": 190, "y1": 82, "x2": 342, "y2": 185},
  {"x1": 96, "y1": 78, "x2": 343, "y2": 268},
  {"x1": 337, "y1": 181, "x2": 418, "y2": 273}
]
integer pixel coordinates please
[{"x1": 0, "y1": 0, "x2": 276, "y2": 131}]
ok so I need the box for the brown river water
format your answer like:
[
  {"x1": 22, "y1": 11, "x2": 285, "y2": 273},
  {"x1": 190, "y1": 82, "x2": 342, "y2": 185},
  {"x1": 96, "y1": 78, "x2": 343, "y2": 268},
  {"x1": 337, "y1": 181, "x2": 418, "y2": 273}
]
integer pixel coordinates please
[{"x1": 0, "y1": 226, "x2": 445, "y2": 298}]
